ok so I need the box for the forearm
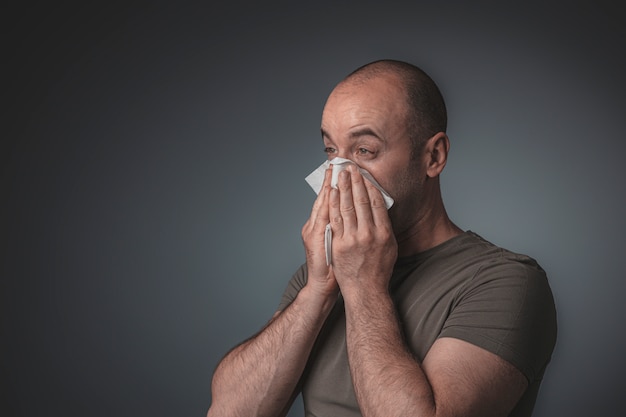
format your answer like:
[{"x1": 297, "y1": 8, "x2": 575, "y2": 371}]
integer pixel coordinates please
[
  {"x1": 343, "y1": 289, "x2": 436, "y2": 417},
  {"x1": 208, "y1": 285, "x2": 336, "y2": 417}
]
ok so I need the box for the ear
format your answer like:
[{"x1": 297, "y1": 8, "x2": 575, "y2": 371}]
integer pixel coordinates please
[{"x1": 424, "y1": 132, "x2": 450, "y2": 178}]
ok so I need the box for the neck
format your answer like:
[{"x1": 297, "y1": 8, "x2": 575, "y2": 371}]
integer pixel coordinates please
[{"x1": 394, "y1": 186, "x2": 463, "y2": 257}]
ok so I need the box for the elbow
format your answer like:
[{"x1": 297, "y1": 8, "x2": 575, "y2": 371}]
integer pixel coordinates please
[{"x1": 206, "y1": 405, "x2": 222, "y2": 417}]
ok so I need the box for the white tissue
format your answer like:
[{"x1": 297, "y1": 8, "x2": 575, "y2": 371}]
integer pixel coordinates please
[
  {"x1": 305, "y1": 157, "x2": 394, "y2": 209},
  {"x1": 305, "y1": 158, "x2": 394, "y2": 265}
]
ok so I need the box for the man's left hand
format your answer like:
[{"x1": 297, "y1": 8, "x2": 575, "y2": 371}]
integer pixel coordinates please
[{"x1": 328, "y1": 164, "x2": 398, "y2": 296}]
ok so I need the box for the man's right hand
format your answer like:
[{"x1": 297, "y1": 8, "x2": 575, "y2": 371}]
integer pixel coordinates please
[{"x1": 301, "y1": 166, "x2": 339, "y2": 298}]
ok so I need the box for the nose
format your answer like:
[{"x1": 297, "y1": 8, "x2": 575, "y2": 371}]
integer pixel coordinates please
[{"x1": 335, "y1": 149, "x2": 352, "y2": 160}]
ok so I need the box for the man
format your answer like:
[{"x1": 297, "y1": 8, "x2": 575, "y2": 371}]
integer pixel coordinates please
[{"x1": 207, "y1": 59, "x2": 557, "y2": 417}]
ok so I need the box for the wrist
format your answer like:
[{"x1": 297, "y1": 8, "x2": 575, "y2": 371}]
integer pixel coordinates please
[
  {"x1": 341, "y1": 283, "x2": 391, "y2": 308},
  {"x1": 300, "y1": 282, "x2": 339, "y2": 315}
]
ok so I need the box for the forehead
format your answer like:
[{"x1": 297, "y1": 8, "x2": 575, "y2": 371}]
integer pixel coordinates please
[{"x1": 321, "y1": 75, "x2": 408, "y2": 134}]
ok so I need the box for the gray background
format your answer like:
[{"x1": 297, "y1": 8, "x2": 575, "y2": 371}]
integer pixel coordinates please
[{"x1": 2, "y1": 1, "x2": 625, "y2": 416}]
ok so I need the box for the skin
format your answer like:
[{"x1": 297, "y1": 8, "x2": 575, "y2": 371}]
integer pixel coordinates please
[{"x1": 208, "y1": 70, "x2": 528, "y2": 417}]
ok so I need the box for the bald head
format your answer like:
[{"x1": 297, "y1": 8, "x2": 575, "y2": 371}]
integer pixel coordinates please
[{"x1": 340, "y1": 60, "x2": 447, "y2": 151}]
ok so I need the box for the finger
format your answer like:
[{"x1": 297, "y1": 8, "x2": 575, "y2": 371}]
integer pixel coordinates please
[
  {"x1": 307, "y1": 167, "x2": 332, "y2": 230},
  {"x1": 348, "y1": 165, "x2": 375, "y2": 229},
  {"x1": 329, "y1": 184, "x2": 342, "y2": 238},
  {"x1": 364, "y1": 179, "x2": 392, "y2": 228},
  {"x1": 338, "y1": 168, "x2": 357, "y2": 235}
]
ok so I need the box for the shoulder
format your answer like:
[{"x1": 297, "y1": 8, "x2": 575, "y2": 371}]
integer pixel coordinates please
[
  {"x1": 438, "y1": 231, "x2": 549, "y2": 289},
  {"x1": 461, "y1": 232, "x2": 552, "y2": 302}
]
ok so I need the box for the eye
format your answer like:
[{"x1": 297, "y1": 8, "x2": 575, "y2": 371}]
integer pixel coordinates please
[
  {"x1": 324, "y1": 147, "x2": 336, "y2": 154},
  {"x1": 357, "y1": 147, "x2": 372, "y2": 155}
]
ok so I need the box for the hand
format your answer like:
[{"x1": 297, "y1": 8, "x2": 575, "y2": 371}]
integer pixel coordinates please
[
  {"x1": 329, "y1": 165, "x2": 398, "y2": 295},
  {"x1": 301, "y1": 167, "x2": 339, "y2": 297}
]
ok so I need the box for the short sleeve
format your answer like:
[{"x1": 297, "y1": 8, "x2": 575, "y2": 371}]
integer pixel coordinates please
[
  {"x1": 440, "y1": 256, "x2": 557, "y2": 382},
  {"x1": 276, "y1": 263, "x2": 308, "y2": 312}
]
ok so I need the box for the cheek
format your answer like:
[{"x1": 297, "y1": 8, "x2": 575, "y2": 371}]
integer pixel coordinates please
[
  {"x1": 364, "y1": 154, "x2": 420, "y2": 200},
  {"x1": 389, "y1": 165, "x2": 423, "y2": 202}
]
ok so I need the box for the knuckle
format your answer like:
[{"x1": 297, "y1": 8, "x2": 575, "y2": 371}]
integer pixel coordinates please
[
  {"x1": 341, "y1": 235, "x2": 357, "y2": 249},
  {"x1": 360, "y1": 230, "x2": 374, "y2": 244},
  {"x1": 340, "y1": 205, "x2": 355, "y2": 215},
  {"x1": 370, "y1": 194, "x2": 385, "y2": 208},
  {"x1": 355, "y1": 195, "x2": 370, "y2": 206},
  {"x1": 377, "y1": 227, "x2": 392, "y2": 241}
]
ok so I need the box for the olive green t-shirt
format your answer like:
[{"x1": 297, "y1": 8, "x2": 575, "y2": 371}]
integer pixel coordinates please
[{"x1": 277, "y1": 231, "x2": 557, "y2": 417}]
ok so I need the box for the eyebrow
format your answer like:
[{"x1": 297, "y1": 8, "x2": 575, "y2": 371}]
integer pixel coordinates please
[{"x1": 321, "y1": 127, "x2": 385, "y2": 143}]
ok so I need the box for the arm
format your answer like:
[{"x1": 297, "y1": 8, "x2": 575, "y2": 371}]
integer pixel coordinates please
[
  {"x1": 207, "y1": 285, "x2": 337, "y2": 417},
  {"x1": 343, "y1": 289, "x2": 527, "y2": 417},
  {"x1": 329, "y1": 166, "x2": 527, "y2": 417},
  {"x1": 207, "y1": 168, "x2": 338, "y2": 417}
]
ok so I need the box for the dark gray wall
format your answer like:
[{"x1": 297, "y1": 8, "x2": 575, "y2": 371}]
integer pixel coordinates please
[{"x1": 3, "y1": 2, "x2": 625, "y2": 416}]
